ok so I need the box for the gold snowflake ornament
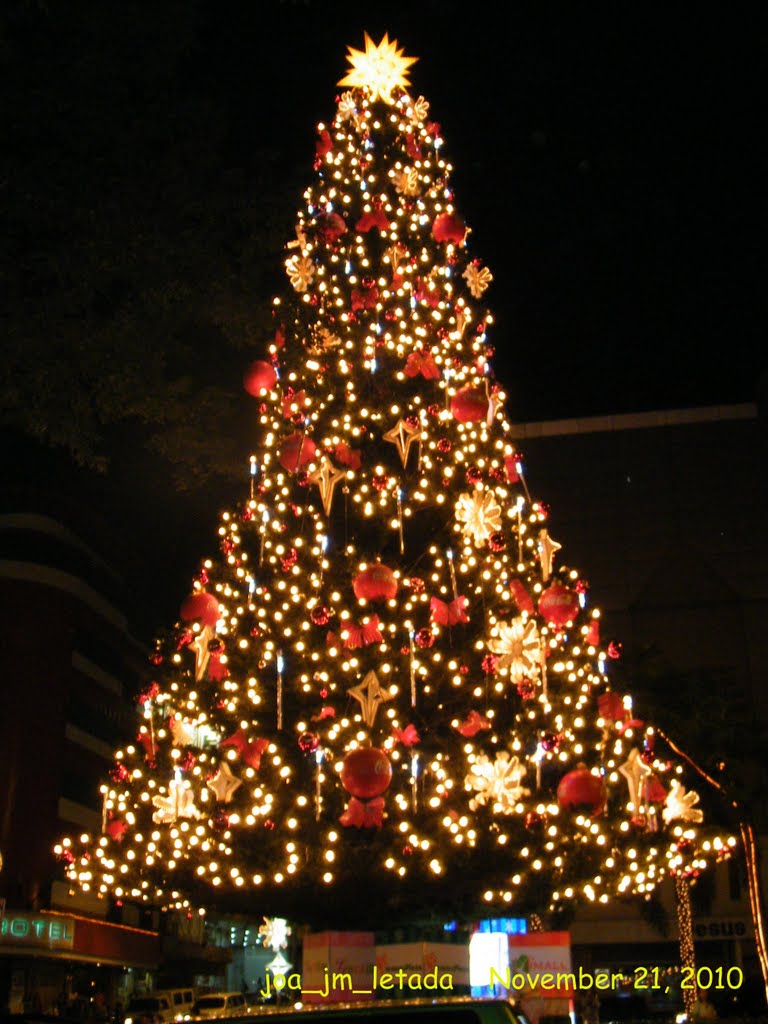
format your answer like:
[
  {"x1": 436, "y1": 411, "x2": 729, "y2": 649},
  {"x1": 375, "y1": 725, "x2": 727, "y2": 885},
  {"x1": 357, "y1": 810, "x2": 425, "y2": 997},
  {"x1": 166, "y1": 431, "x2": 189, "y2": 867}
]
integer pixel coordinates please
[
  {"x1": 286, "y1": 254, "x2": 314, "y2": 292},
  {"x1": 151, "y1": 780, "x2": 201, "y2": 824},
  {"x1": 463, "y1": 262, "x2": 493, "y2": 298},
  {"x1": 662, "y1": 779, "x2": 704, "y2": 825},
  {"x1": 338, "y1": 32, "x2": 418, "y2": 104},
  {"x1": 488, "y1": 616, "x2": 541, "y2": 684},
  {"x1": 466, "y1": 751, "x2": 530, "y2": 814},
  {"x1": 392, "y1": 167, "x2": 420, "y2": 196},
  {"x1": 455, "y1": 487, "x2": 502, "y2": 547}
]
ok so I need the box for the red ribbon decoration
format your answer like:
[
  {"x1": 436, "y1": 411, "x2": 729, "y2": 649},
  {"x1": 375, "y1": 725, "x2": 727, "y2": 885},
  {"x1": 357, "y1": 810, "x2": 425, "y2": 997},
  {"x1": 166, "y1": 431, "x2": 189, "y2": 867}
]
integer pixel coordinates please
[
  {"x1": 339, "y1": 796, "x2": 385, "y2": 829},
  {"x1": 457, "y1": 710, "x2": 491, "y2": 737},
  {"x1": 597, "y1": 691, "x2": 624, "y2": 723},
  {"x1": 404, "y1": 349, "x2": 441, "y2": 380},
  {"x1": 138, "y1": 682, "x2": 160, "y2": 704},
  {"x1": 327, "y1": 615, "x2": 383, "y2": 650},
  {"x1": 355, "y1": 206, "x2": 390, "y2": 233},
  {"x1": 334, "y1": 442, "x2": 362, "y2": 470},
  {"x1": 392, "y1": 723, "x2": 420, "y2": 747},
  {"x1": 311, "y1": 705, "x2": 336, "y2": 722},
  {"x1": 430, "y1": 595, "x2": 469, "y2": 627}
]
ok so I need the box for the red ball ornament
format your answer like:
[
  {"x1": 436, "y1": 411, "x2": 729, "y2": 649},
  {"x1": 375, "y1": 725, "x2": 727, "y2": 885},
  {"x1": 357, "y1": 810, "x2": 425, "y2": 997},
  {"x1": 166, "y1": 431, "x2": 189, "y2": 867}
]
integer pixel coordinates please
[
  {"x1": 278, "y1": 432, "x2": 317, "y2": 472},
  {"x1": 243, "y1": 359, "x2": 277, "y2": 397},
  {"x1": 340, "y1": 747, "x2": 393, "y2": 799},
  {"x1": 310, "y1": 606, "x2": 332, "y2": 626},
  {"x1": 516, "y1": 678, "x2": 536, "y2": 700},
  {"x1": 557, "y1": 765, "x2": 606, "y2": 815},
  {"x1": 466, "y1": 466, "x2": 483, "y2": 484},
  {"x1": 415, "y1": 627, "x2": 435, "y2": 649},
  {"x1": 541, "y1": 731, "x2": 562, "y2": 752},
  {"x1": 298, "y1": 732, "x2": 319, "y2": 753},
  {"x1": 437, "y1": 438, "x2": 452, "y2": 453},
  {"x1": 407, "y1": 576, "x2": 425, "y2": 593},
  {"x1": 179, "y1": 591, "x2": 219, "y2": 627},
  {"x1": 489, "y1": 531, "x2": 506, "y2": 552},
  {"x1": 353, "y1": 563, "x2": 398, "y2": 602},
  {"x1": 432, "y1": 212, "x2": 466, "y2": 245},
  {"x1": 538, "y1": 582, "x2": 580, "y2": 627},
  {"x1": 450, "y1": 386, "x2": 489, "y2": 423},
  {"x1": 525, "y1": 810, "x2": 545, "y2": 831}
]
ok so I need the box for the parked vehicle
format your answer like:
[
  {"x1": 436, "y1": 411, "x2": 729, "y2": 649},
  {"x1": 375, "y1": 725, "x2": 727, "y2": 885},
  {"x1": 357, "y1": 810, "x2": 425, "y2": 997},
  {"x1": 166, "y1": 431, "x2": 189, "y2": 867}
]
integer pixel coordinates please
[
  {"x1": 189, "y1": 993, "x2": 249, "y2": 1020},
  {"x1": 125, "y1": 990, "x2": 196, "y2": 1024}
]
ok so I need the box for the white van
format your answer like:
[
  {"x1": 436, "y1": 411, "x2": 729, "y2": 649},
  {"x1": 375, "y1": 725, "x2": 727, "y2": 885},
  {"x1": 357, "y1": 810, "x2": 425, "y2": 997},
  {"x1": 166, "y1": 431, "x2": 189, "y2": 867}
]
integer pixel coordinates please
[
  {"x1": 190, "y1": 992, "x2": 249, "y2": 1019},
  {"x1": 126, "y1": 989, "x2": 196, "y2": 1024}
]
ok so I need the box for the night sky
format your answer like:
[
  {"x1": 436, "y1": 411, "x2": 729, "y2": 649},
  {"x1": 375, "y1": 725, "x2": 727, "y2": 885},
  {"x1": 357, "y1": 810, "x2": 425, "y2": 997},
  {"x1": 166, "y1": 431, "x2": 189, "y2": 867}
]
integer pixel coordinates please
[{"x1": 3, "y1": 2, "x2": 763, "y2": 638}]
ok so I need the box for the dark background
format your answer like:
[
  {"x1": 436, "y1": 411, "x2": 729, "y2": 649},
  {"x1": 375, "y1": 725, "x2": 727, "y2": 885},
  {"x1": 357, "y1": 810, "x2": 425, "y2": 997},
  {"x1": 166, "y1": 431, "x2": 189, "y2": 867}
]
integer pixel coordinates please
[{"x1": 2, "y1": 1, "x2": 763, "y2": 637}]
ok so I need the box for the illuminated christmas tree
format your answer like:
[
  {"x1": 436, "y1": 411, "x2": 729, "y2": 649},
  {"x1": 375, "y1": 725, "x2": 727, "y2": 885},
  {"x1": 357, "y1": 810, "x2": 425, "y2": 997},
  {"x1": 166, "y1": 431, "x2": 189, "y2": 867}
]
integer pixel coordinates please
[{"x1": 57, "y1": 33, "x2": 736, "y2": 928}]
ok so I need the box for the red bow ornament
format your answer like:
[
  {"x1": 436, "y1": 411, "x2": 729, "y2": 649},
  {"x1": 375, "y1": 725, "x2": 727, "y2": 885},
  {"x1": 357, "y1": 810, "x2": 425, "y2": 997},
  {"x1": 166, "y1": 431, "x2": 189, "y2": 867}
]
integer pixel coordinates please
[
  {"x1": 351, "y1": 284, "x2": 380, "y2": 310},
  {"x1": 457, "y1": 710, "x2": 491, "y2": 737},
  {"x1": 404, "y1": 348, "x2": 441, "y2": 380},
  {"x1": 392, "y1": 723, "x2": 420, "y2": 747},
  {"x1": 328, "y1": 615, "x2": 383, "y2": 650},
  {"x1": 430, "y1": 595, "x2": 469, "y2": 627},
  {"x1": 282, "y1": 388, "x2": 307, "y2": 419},
  {"x1": 339, "y1": 796, "x2": 385, "y2": 829},
  {"x1": 334, "y1": 442, "x2": 362, "y2": 470},
  {"x1": 356, "y1": 206, "x2": 390, "y2": 233}
]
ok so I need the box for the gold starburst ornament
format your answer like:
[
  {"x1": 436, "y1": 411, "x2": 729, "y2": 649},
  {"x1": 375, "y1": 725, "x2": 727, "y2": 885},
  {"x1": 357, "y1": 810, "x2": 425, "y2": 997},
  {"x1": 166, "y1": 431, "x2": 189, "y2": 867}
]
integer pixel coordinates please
[{"x1": 338, "y1": 32, "x2": 418, "y2": 104}]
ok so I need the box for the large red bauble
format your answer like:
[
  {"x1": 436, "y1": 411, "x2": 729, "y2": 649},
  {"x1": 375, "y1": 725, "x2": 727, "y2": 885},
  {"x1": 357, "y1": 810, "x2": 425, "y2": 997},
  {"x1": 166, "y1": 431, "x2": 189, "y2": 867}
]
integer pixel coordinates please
[
  {"x1": 353, "y1": 563, "x2": 398, "y2": 602},
  {"x1": 278, "y1": 432, "x2": 316, "y2": 472},
  {"x1": 243, "y1": 359, "x2": 277, "y2": 396},
  {"x1": 557, "y1": 765, "x2": 606, "y2": 814},
  {"x1": 432, "y1": 212, "x2": 466, "y2": 245},
  {"x1": 538, "y1": 582, "x2": 579, "y2": 627},
  {"x1": 179, "y1": 591, "x2": 219, "y2": 627},
  {"x1": 340, "y1": 747, "x2": 392, "y2": 799},
  {"x1": 450, "y1": 386, "x2": 489, "y2": 423}
]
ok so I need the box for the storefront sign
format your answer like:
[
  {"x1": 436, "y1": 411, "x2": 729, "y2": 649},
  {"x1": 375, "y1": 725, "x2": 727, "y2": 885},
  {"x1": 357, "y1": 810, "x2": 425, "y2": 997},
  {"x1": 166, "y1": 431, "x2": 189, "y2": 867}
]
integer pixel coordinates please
[
  {"x1": 693, "y1": 919, "x2": 752, "y2": 940},
  {"x1": 0, "y1": 912, "x2": 75, "y2": 949}
]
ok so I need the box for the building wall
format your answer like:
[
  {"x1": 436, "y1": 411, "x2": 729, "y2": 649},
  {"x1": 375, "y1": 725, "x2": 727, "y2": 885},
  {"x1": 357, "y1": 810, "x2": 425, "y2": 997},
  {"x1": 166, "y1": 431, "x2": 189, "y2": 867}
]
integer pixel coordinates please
[{"x1": 0, "y1": 506, "x2": 147, "y2": 913}]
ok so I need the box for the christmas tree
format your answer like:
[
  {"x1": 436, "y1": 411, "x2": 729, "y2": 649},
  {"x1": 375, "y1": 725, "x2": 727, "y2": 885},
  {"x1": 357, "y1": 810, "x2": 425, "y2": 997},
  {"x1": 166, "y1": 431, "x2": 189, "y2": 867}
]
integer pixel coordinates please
[{"x1": 58, "y1": 33, "x2": 736, "y2": 929}]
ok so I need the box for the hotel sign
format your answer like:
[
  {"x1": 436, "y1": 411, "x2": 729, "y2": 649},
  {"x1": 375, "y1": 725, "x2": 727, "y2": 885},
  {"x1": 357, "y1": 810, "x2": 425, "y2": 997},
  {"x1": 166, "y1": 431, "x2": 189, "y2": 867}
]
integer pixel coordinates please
[{"x1": 0, "y1": 913, "x2": 75, "y2": 950}]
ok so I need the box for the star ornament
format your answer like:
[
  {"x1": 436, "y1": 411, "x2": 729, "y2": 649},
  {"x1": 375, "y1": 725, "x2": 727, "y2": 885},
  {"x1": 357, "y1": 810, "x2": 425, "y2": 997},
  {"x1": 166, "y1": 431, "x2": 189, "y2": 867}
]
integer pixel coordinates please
[
  {"x1": 537, "y1": 529, "x2": 562, "y2": 581},
  {"x1": 348, "y1": 670, "x2": 395, "y2": 728},
  {"x1": 619, "y1": 747, "x2": 652, "y2": 811},
  {"x1": 338, "y1": 32, "x2": 418, "y2": 104},
  {"x1": 207, "y1": 761, "x2": 242, "y2": 803},
  {"x1": 308, "y1": 456, "x2": 346, "y2": 515},
  {"x1": 190, "y1": 624, "x2": 214, "y2": 682},
  {"x1": 384, "y1": 418, "x2": 422, "y2": 467}
]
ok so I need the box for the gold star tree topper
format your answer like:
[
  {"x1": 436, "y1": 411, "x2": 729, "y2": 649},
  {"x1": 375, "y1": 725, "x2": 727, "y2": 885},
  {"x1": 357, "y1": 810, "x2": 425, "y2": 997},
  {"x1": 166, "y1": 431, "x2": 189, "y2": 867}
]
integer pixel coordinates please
[{"x1": 338, "y1": 32, "x2": 418, "y2": 103}]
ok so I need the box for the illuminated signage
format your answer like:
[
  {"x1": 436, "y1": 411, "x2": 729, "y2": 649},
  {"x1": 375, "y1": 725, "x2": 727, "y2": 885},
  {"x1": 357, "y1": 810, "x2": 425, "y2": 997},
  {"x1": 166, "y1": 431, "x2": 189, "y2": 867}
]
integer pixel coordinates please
[{"x1": 0, "y1": 913, "x2": 75, "y2": 949}]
